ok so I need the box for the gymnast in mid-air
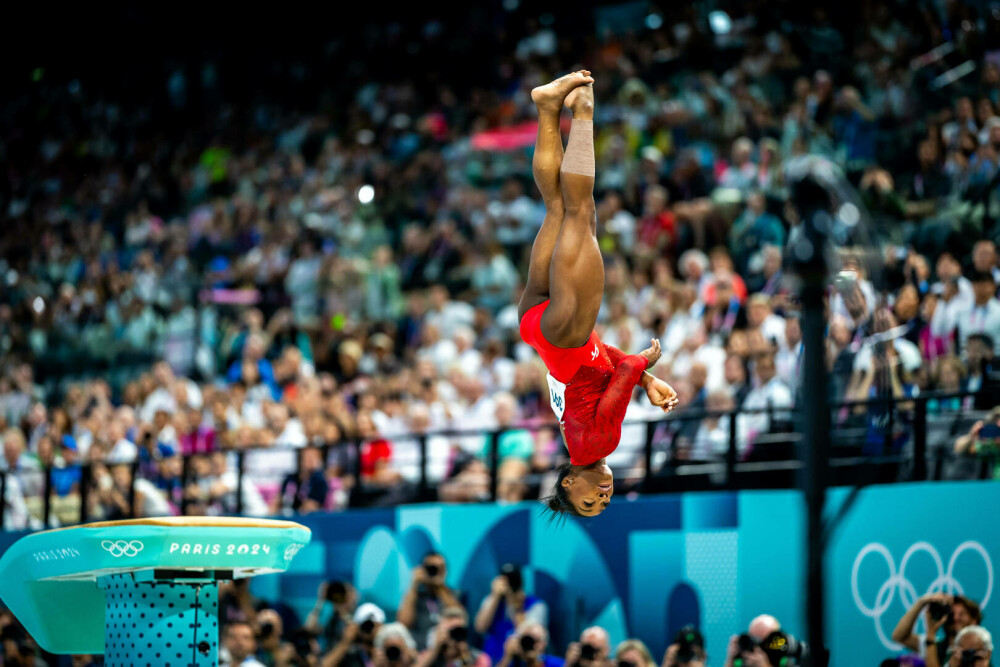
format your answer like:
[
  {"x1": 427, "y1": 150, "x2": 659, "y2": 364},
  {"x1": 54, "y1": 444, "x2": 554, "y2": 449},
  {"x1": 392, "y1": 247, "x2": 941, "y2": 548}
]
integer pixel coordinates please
[{"x1": 518, "y1": 71, "x2": 679, "y2": 518}]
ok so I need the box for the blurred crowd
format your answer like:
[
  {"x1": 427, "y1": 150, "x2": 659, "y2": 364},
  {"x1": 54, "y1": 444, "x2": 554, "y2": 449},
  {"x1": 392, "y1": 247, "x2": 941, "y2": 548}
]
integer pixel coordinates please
[
  {"x1": 2, "y1": 553, "x2": 991, "y2": 666},
  {"x1": 4, "y1": 0, "x2": 1000, "y2": 533}
]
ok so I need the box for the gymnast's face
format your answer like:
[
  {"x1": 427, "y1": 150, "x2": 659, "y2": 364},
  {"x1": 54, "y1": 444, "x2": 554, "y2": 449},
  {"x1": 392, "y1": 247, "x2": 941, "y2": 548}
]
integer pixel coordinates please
[{"x1": 562, "y1": 460, "x2": 614, "y2": 516}]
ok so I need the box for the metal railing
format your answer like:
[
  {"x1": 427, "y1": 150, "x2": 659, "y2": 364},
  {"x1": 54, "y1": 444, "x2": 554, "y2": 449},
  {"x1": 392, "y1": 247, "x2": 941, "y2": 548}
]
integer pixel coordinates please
[{"x1": 0, "y1": 388, "x2": 995, "y2": 532}]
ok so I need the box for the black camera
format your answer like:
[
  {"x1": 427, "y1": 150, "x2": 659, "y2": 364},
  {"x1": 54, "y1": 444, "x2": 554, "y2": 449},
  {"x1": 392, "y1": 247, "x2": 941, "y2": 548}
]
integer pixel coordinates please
[
  {"x1": 618, "y1": 661, "x2": 638, "y2": 667},
  {"x1": 501, "y1": 563, "x2": 523, "y2": 592},
  {"x1": 959, "y1": 649, "x2": 982, "y2": 666},
  {"x1": 425, "y1": 563, "x2": 441, "y2": 578},
  {"x1": 259, "y1": 622, "x2": 275, "y2": 640},
  {"x1": 360, "y1": 619, "x2": 376, "y2": 635},
  {"x1": 449, "y1": 625, "x2": 468, "y2": 643},
  {"x1": 580, "y1": 643, "x2": 598, "y2": 661},
  {"x1": 760, "y1": 631, "x2": 808, "y2": 666},
  {"x1": 385, "y1": 645, "x2": 403, "y2": 662},
  {"x1": 928, "y1": 601, "x2": 952, "y2": 623},
  {"x1": 520, "y1": 634, "x2": 538, "y2": 653},
  {"x1": 327, "y1": 581, "x2": 348, "y2": 604},
  {"x1": 737, "y1": 634, "x2": 757, "y2": 652},
  {"x1": 674, "y1": 625, "x2": 704, "y2": 662}
]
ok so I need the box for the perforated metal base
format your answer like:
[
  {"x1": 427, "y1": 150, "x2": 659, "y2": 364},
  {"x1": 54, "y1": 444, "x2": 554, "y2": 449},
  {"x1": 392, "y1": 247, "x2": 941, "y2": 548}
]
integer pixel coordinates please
[{"x1": 99, "y1": 574, "x2": 219, "y2": 667}]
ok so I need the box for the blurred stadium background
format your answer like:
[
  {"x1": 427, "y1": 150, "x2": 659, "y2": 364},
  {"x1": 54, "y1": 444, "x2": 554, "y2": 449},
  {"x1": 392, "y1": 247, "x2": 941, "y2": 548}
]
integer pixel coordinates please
[{"x1": 1, "y1": 1, "x2": 999, "y2": 665}]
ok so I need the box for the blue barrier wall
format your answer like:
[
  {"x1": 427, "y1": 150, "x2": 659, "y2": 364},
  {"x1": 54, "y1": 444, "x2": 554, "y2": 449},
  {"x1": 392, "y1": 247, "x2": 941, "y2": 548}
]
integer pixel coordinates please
[{"x1": 0, "y1": 482, "x2": 995, "y2": 665}]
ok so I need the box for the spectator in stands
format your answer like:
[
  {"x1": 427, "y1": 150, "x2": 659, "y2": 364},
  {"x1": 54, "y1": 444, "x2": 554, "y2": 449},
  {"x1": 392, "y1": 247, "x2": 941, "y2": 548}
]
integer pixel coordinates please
[
  {"x1": 306, "y1": 580, "x2": 359, "y2": 651},
  {"x1": 273, "y1": 446, "x2": 329, "y2": 515},
  {"x1": 613, "y1": 639, "x2": 656, "y2": 667},
  {"x1": 374, "y1": 623, "x2": 419, "y2": 667},
  {"x1": 931, "y1": 626, "x2": 993, "y2": 667},
  {"x1": 724, "y1": 614, "x2": 780, "y2": 667},
  {"x1": 738, "y1": 353, "x2": 793, "y2": 446},
  {"x1": 927, "y1": 356, "x2": 965, "y2": 413},
  {"x1": 691, "y1": 390, "x2": 737, "y2": 461},
  {"x1": 323, "y1": 602, "x2": 386, "y2": 667},
  {"x1": 222, "y1": 621, "x2": 266, "y2": 667},
  {"x1": 565, "y1": 627, "x2": 610, "y2": 667},
  {"x1": 660, "y1": 627, "x2": 706, "y2": 667},
  {"x1": 254, "y1": 609, "x2": 288, "y2": 666},
  {"x1": 415, "y1": 606, "x2": 488, "y2": 667},
  {"x1": 474, "y1": 563, "x2": 548, "y2": 661},
  {"x1": 938, "y1": 271, "x2": 1000, "y2": 356},
  {"x1": 497, "y1": 620, "x2": 560, "y2": 667},
  {"x1": 891, "y1": 593, "x2": 982, "y2": 664},
  {"x1": 398, "y1": 552, "x2": 464, "y2": 651}
]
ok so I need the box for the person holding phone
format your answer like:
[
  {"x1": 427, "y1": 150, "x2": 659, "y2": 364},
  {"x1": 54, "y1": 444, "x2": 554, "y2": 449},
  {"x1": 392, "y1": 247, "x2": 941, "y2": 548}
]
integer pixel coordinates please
[
  {"x1": 475, "y1": 564, "x2": 549, "y2": 662},
  {"x1": 398, "y1": 552, "x2": 465, "y2": 651}
]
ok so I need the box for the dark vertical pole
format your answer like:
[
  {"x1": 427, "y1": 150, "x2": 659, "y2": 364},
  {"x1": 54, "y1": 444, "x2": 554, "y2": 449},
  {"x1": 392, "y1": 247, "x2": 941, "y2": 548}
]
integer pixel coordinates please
[
  {"x1": 43, "y1": 466, "x2": 53, "y2": 529},
  {"x1": 727, "y1": 410, "x2": 739, "y2": 489},
  {"x1": 789, "y1": 173, "x2": 833, "y2": 667},
  {"x1": 235, "y1": 450, "x2": 246, "y2": 515},
  {"x1": 418, "y1": 434, "x2": 429, "y2": 502},
  {"x1": 79, "y1": 463, "x2": 91, "y2": 524},
  {"x1": 488, "y1": 431, "x2": 500, "y2": 501},
  {"x1": 884, "y1": 393, "x2": 895, "y2": 456},
  {"x1": 128, "y1": 457, "x2": 140, "y2": 519},
  {"x1": 643, "y1": 421, "x2": 656, "y2": 492},
  {"x1": 180, "y1": 454, "x2": 191, "y2": 516},
  {"x1": 1, "y1": 471, "x2": 7, "y2": 531},
  {"x1": 913, "y1": 397, "x2": 928, "y2": 481}
]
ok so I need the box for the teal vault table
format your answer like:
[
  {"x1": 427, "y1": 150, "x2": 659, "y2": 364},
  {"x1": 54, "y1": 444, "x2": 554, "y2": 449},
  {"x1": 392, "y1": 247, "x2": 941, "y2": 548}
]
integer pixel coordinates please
[{"x1": 0, "y1": 516, "x2": 311, "y2": 666}]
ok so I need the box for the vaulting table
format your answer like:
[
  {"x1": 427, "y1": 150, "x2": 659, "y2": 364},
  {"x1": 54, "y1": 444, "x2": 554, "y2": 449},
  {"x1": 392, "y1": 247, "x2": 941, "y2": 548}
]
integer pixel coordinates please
[{"x1": 0, "y1": 516, "x2": 311, "y2": 666}]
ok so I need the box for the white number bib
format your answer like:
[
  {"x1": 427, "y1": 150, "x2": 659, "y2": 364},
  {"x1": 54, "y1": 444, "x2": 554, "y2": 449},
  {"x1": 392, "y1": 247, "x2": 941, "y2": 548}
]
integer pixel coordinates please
[{"x1": 546, "y1": 373, "x2": 567, "y2": 422}]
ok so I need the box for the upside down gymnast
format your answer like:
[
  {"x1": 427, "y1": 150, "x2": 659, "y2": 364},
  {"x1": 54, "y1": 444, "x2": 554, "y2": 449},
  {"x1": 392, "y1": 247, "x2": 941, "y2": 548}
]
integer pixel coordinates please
[{"x1": 517, "y1": 71, "x2": 680, "y2": 518}]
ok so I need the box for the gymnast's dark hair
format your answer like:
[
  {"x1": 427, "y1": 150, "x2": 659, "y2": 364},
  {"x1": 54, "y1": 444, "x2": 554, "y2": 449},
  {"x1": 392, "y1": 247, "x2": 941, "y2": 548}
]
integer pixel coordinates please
[{"x1": 542, "y1": 463, "x2": 583, "y2": 522}]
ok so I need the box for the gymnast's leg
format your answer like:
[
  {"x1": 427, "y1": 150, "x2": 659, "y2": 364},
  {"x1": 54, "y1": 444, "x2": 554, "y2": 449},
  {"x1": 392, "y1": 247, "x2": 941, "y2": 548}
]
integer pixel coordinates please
[
  {"x1": 540, "y1": 82, "x2": 603, "y2": 348},
  {"x1": 518, "y1": 70, "x2": 593, "y2": 322}
]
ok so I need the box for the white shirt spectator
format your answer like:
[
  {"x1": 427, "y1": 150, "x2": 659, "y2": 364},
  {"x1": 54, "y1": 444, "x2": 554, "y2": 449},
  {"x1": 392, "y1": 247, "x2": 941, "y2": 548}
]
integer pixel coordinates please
[
  {"x1": 739, "y1": 377, "x2": 794, "y2": 444},
  {"x1": 108, "y1": 438, "x2": 139, "y2": 463},
  {"x1": 775, "y1": 341, "x2": 802, "y2": 388},
  {"x1": 691, "y1": 415, "x2": 735, "y2": 460},
  {"x1": 2, "y1": 474, "x2": 30, "y2": 530},
  {"x1": 274, "y1": 419, "x2": 308, "y2": 448},
  {"x1": 425, "y1": 301, "x2": 475, "y2": 340},
  {"x1": 950, "y1": 299, "x2": 1000, "y2": 355},
  {"x1": 134, "y1": 478, "x2": 172, "y2": 517}
]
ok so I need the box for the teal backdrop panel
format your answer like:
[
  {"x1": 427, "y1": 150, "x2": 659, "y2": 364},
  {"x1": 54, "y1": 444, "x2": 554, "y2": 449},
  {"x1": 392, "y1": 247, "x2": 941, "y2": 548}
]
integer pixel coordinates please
[
  {"x1": 827, "y1": 481, "x2": 999, "y2": 665},
  {"x1": 0, "y1": 483, "x2": 995, "y2": 666}
]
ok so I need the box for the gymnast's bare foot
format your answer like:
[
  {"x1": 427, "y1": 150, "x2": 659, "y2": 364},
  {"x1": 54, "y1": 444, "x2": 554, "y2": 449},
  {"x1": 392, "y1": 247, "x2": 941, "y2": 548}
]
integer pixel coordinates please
[
  {"x1": 564, "y1": 82, "x2": 594, "y2": 120},
  {"x1": 531, "y1": 70, "x2": 594, "y2": 113}
]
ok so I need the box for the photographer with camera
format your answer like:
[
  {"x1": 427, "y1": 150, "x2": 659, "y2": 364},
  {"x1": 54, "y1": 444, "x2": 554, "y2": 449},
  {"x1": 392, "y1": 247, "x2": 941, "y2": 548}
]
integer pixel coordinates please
[
  {"x1": 662, "y1": 626, "x2": 707, "y2": 667},
  {"x1": 891, "y1": 593, "x2": 982, "y2": 664},
  {"x1": 399, "y1": 552, "x2": 465, "y2": 651},
  {"x1": 565, "y1": 627, "x2": 611, "y2": 667},
  {"x1": 498, "y1": 620, "x2": 563, "y2": 667},
  {"x1": 415, "y1": 606, "x2": 490, "y2": 667},
  {"x1": 305, "y1": 580, "x2": 358, "y2": 651},
  {"x1": 925, "y1": 626, "x2": 993, "y2": 667},
  {"x1": 321, "y1": 603, "x2": 387, "y2": 667},
  {"x1": 373, "y1": 623, "x2": 418, "y2": 667},
  {"x1": 724, "y1": 615, "x2": 779, "y2": 667},
  {"x1": 475, "y1": 563, "x2": 549, "y2": 662},
  {"x1": 255, "y1": 609, "x2": 291, "y2": 666}
]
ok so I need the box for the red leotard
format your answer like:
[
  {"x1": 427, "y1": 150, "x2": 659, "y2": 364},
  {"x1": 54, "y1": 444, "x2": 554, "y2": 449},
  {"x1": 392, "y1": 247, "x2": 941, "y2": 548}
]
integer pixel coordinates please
[{"x1": 519, "y1": 300, "x2": 649, "y2": 466}]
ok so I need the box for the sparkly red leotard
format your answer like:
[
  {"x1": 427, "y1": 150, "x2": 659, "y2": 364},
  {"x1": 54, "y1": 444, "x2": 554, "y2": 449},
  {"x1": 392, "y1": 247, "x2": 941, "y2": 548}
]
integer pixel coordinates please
[{"x1": 519, "y1": 300, "x2": 649, "y2": 466}]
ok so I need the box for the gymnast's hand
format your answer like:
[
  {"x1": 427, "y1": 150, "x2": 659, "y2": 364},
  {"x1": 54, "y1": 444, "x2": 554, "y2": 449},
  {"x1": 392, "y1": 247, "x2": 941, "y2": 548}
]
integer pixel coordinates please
[
  {"x1": 639, "y1": 338, "x2": 662, "y2": 368},
  {"x1": 645, "y1": 376, "x2": 679, "y2": 413}
]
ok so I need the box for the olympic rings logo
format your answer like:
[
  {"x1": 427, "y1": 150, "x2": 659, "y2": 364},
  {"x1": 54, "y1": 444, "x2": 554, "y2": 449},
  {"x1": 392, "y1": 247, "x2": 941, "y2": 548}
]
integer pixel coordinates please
[
  {"x1": 851, "y1": 541, "x2": 993, "y2": 650},
  {"x1": 101, "y1": 540, "x2": 145, "y2": 558}
]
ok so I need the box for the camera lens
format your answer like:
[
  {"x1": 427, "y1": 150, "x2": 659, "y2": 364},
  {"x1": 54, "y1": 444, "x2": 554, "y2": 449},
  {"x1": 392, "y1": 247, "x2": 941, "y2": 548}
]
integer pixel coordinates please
[
  {"x1": 424, "y1": 563, "x2": 440, "y2": 577},
  {"x1": 580, "y1": 643, "x2": 597, "y2": 660},
  {"x1": 449, "y1": 625, "x2": 468, "y2": 642},
  {"x1": 520, "y1": 635, "x2": 537, "y2": 652},
  {"x1": 385, "y1": 646, "x2": 403, "y2": 662},
  {"x1": 360, "y1": 619, "x2": 375, "y2": 635},
  {"x1": 259, "y1": 622, "x2": 274, "y2": 639},
  {"x1": 737, "y1": 634, "x2": 756, "y2": 652}
]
